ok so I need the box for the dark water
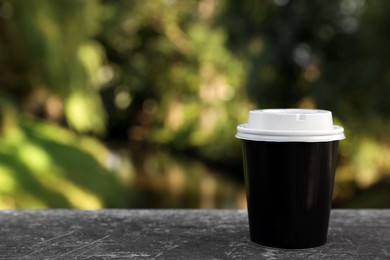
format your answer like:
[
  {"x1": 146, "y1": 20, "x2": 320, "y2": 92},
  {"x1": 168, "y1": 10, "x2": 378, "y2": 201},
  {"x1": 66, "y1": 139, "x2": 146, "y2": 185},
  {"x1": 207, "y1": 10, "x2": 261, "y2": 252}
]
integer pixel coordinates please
[{"x1": 106, "y1": 143, "x2": 246, "y2": 209}]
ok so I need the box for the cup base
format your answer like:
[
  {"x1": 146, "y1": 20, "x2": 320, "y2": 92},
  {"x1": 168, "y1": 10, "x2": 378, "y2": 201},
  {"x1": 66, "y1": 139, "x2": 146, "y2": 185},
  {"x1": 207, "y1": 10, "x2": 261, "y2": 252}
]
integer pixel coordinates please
[{"x1": 249, "y1": 235, "x2": 327, "y2": 249}]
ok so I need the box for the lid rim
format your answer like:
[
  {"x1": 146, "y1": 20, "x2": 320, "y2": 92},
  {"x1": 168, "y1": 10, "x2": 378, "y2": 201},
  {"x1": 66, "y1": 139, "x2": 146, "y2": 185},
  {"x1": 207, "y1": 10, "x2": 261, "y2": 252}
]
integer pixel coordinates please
[
  {"x1": 237, "y1": 124, "x2": 344, "y2": 136},
  {"x1": 235, "y1": 133, "x2": 345, "y2": 142}
]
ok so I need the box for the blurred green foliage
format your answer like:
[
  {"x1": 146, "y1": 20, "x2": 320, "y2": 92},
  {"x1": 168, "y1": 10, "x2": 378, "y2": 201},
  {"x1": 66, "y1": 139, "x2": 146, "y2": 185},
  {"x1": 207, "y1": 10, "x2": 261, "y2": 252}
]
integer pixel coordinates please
[
  {"x1": 0, "y1": 0, "x2": 106, "y2": 133},
  {"x1": 99, "y1": 0, "x2": 249, "y2": 162},
  {"x1": 0, "y1": 0, "x2": 124, "y2": 208},
  {"x1": 0, "y1": 0, "x2": 389, "y2": 208},
  {"x1": 220, "y1": 0, "x2": 390, "y2": 130},
  {"x1": 0, "y1": 116, "x2": 128, "y2": 208}
]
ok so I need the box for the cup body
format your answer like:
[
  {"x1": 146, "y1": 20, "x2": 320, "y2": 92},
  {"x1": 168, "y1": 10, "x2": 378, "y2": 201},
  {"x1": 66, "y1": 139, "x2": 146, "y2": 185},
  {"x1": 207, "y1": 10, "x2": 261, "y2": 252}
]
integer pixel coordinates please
[{"x1": 242, "y1": 140, "x2": 339, "y2": 249}]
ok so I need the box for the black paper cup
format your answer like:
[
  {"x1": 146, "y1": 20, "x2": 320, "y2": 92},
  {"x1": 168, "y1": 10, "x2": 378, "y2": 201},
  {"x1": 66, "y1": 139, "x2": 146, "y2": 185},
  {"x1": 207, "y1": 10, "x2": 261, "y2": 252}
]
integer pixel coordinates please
[{"x1": 236, "y1": 109, "x2": 345, "y2": 249}]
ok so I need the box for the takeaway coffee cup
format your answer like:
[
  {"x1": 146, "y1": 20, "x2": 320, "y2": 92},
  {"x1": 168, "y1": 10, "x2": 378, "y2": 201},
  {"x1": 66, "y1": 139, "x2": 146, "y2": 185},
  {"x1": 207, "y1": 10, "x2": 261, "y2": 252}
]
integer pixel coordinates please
[{"x1": 236, "y1": 109, "x2": 345, "y2": 249}]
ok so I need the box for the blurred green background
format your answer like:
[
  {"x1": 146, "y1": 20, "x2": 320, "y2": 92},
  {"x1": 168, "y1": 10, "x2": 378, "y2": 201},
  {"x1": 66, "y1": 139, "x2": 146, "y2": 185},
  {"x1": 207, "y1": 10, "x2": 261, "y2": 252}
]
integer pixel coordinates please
[{"x1": 0, "y1": 0, "x2": 389, "y2": 209}]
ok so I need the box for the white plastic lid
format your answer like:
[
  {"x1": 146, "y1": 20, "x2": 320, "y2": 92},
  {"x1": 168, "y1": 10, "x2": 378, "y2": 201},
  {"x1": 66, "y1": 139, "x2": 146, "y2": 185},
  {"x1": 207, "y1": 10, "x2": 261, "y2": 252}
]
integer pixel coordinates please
[{"x1": 236, "y1": 109, "x2": 345, "y2": 142}]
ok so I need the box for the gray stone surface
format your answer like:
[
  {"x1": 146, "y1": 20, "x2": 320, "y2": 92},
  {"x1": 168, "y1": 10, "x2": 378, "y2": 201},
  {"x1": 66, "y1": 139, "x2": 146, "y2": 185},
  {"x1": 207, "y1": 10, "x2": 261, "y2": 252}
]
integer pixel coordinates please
[{"x1": 0, "y1": 210, "x2": 388, "y2": 259}]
